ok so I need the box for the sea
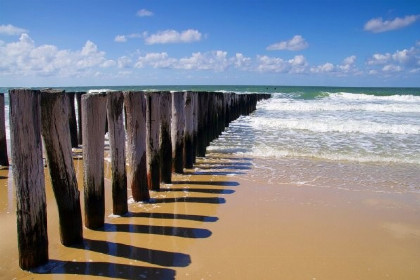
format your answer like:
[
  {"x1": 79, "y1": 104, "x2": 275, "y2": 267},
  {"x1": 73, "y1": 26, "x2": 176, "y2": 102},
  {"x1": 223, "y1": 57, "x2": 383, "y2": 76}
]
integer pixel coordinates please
[{"x1": 1, "y1": 85, "x2": 419, "y2": 194}]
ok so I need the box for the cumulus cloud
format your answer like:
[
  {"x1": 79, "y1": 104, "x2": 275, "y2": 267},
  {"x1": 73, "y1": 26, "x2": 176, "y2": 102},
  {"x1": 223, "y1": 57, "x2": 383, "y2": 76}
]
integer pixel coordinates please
[
  {"x1": 310, "y1": 55, "x2": 358, "y2": 75},
  {"x1": 145, "y1": 29, "x2": 202, "y2": 44},
  {"x1": 256, "y1": 55, "x2": 309, "y2": 73},
  {"x1": 0, "y1": 24, "x2": 28, "y2": 35},
  {"x1": 114, "y1": 33, "x2": 143, "y2": 43},
  {"x1": 364, "y1": 15, "x2": 419, "y2": 33},
  {"x1": 114, "y1": 35, "x2": 127, "y2": 42},
  {"x1": 367, "y1": 45, "x2": 420, "y2": 75},
  {"x1": 267, "y1": 35, "x2": 309, "y2": 51},
  {"x1": 0, "y1": 33, "x2": 112, "y2": 77},
  {"x1": 134, "y1": 51, "x2": 242, "y2": 72},
  {"x1": 137, "y1": 9, "x2": 154, "y2": 17}
]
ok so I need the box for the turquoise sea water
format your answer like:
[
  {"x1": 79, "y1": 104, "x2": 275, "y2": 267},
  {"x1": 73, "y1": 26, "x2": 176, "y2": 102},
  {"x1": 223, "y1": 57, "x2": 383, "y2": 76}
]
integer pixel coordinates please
[{"x1": 1, "y1": 85, "x2": 419, "y2": 193}]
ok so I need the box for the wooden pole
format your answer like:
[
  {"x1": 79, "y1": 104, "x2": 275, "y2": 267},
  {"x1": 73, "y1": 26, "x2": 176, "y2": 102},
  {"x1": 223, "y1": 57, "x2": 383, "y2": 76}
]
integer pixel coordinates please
[
  {"x1": 82, "y1": 92, "x2": 107, "y2": 229},
  {"x1": 106, "y1": 91, "x2": 128, "y2": 215},
  {"x1": 0, "y1": 93, "x2": 9, "y2": 166},
  {"x1": 171, "y1": 92, "x2": 185, "y2": 174},
  {"x1": 75, "y1": 92, "x2": 85, "y2": 145},
  {"x1": 184, "y1": 91, "x2": 194, "y2": 169},
  {"x1": 40, "y1": 89, "x2": 83, "y2": 245},
  {"x1": 146, "y1": 92, "x2": 161, "y2": 190},
  {"x1": 159, "y1": 92, "x2": 172, "y2": 183},
  {"x1": 123, "y1": 91, "x2": 150, "y2": 201},
  {"x1": 192, "y1": 92, "x2": 198, "y2": 164},
  {"x1": 9, "y1": 89, "x2": 48, "y2": 270},
  {"x1": 66, "y1": 92, "x2": 78, "y2": 148}
]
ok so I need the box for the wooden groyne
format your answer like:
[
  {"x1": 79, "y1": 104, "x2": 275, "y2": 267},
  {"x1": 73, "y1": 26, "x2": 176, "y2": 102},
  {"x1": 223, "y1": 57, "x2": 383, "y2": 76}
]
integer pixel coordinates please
[{"x1": 5, "y1": 89, "x2": 270, "y2": 270}]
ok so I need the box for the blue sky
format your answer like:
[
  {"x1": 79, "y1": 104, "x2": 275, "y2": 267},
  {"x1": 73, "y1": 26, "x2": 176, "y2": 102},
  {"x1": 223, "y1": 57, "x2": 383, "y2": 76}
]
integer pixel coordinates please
[{"x1": 1, "y1": 0, "x2": 419, "y2": 87}]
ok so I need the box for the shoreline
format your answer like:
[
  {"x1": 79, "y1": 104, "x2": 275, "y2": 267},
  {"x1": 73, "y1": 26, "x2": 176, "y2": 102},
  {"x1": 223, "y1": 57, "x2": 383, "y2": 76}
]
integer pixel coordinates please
[{"x1": 1, "y1": 153, "x2": 420, "y2": 279}]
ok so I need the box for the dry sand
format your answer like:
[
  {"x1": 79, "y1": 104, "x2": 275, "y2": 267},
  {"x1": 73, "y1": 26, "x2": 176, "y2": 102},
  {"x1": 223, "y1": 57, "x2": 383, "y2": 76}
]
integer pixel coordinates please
[{"x1": 0, "y1": 154, "x2": 419, "y2": 279}]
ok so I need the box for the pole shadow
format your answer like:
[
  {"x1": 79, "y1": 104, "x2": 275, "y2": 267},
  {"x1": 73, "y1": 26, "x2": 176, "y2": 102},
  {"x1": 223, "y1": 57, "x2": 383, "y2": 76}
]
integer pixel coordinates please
[
  {"x1": 152, "y1": 197, "x2": 226, "y2": 204},
  {"x1": 157, "y1": 188, "x2": 235, "y2": 194},
  {"x1": 98, "y1": 223, "x2": 212, "y2": 239},
  {"x1": 170, "y1": 180, "x2": 240, "y2": 187},
  {"x1": 125, "y1": 212, "x2": 219, "y2": 222},
  {"x1": 184, "y1": 171, "x2": 246, "y2": 176},
  {"x1": 70, "y1": 238, "x2": 191, "y2": 267},
  {"x1": 32, "y1": 260, "x2": 176, "y2": 280}
]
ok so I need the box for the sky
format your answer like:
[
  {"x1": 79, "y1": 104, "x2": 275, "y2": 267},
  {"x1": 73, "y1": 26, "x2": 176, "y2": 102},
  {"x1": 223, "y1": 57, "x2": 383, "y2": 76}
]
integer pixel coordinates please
[{"x1": 0, "y1": 0, "x2": 419, "y2": 87}]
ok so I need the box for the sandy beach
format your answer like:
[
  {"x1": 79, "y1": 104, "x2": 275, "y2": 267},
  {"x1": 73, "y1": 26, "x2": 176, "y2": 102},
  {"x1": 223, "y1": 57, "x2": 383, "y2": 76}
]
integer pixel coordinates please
[{"x1": 1, "y1": 152, "x2": 419, "y2": 279}]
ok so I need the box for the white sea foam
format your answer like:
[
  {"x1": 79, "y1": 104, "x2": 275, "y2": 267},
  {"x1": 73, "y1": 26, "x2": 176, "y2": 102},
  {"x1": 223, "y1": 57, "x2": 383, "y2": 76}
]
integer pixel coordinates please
[
  {"x1": 259, "y1": 99, "x2": 420, "y2": 113},
  {"x1": 249, "y1": 117, "x2": 420, "y2": 135},
  {"x1": 328, "y1": 92, "x2": 420, "y2": 103}
]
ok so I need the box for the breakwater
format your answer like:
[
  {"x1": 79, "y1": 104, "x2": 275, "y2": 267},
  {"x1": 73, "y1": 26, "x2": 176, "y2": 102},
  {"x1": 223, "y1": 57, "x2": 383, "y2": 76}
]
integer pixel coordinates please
[{"x1": 5, "y1": 89, "x2": 270, "y2": 270}]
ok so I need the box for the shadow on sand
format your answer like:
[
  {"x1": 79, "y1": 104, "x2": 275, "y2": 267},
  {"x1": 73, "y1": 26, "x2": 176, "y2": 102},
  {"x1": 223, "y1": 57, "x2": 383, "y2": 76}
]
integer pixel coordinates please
[
  {"x1": 32, "y1": 260, "x2": 176, "y2": 280},
  {"x1": 69, "y1": 238, "x2": 191, "y2": 267},
  {"x1": 124, "y1": 211, "x2": 219, "y2": 222},
  {"x1": 97, "y1": 223, "x2": 212, "y2": 239}
]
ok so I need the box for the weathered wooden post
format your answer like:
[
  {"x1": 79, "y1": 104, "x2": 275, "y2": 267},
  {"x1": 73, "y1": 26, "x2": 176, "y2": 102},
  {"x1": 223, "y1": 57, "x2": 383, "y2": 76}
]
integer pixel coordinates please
[
  {"x1": 0, "y1": 93, "x2": 9, "y2": 166},
  {"x1": 40, "y1": 89, "x2": 83, "y2": 245},
  {"x1": 159, "y1": 92, "x2": 172, "y2": 183},
  {"x1": 192, "y1": 92, "x2": 198, "y2": 164},
  {"x1": 75, "y1": 92, "x2": 85, "y2": 145},
  {"x1": 66, "y1": 92, "x2": 78, "y2": 148},
  {"x1": 82, "y1": 92, "x2": 107, "y2": 229},
  {"x1": 9, "y1": 89, "x2": 48, "y2": 269},
  {"x1": 171, "y1": 92, "x2": 185, "y2": 174},
  {"x1": 146, "y1": 92, "x2": 161, "y2": 190},
  {"x1": 184, "y1": 91, "x2": 194, "y2": 169},
  {"x1": 124, "y1": 91, "x2": 150, "y2": 201},
  {"x1": 107, "y1": 91, "x2": 128, "y2": 215}
]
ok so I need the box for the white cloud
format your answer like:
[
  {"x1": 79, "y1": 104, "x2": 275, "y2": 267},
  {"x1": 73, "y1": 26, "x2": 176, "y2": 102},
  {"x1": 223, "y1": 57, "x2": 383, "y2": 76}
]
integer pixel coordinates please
[
  {"x1": 115, "y1": 35, "x2": 127, "y2": 43},
  {"x1": 0, "y1": 24, "x2": 28, "y2": 35},
  {"x1": 145, "y1": 29, "x2": 202, "y2": 44},
  {"x1": 137, "y1": 9, "x2": 154, "y2": 17},
  {"x1": 382, "y1": 64, "x2": 402, "y2": 72},
  {"x1": 310, "y1": 62, "x2": 335, "y2": 73},
  {"x1": 134, "y1": 50, "x2": 233, "y2": 71},
  {"x1": 267, "y1": 35, "x2": 308, "y2": 51},
  {"x1": 256, "y1": 54, "x2": 309, "y2": 73},
  {"x1": 364, "y1": 15, "x2": 420, "y2": 33},
  {"x1": 310, "y1": 55, "x2": 358, "y2": 75},
  {"x1": 0, "y1": 34, "x2": 109, "y2": 77},
  {"x1": 367, "y1": 45, "x2": 419, "y2": 75},
  {"x1": 114, "y1": 33, "x2": 143, "y2": 43},
  {"x1": 367, "y1": 53, "x2": 392, "y2": 65},
  {"x1": 117, "y1": 56, "x2": 132, "y2": 68}
]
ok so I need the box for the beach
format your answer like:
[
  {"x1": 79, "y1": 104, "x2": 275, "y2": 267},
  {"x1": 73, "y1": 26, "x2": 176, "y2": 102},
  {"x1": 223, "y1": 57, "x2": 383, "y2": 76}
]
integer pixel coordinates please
[
  {"x1": 0, "y1": 86, "x2": 419, "y2": 279},
  {"x1": 1, "y1": 153, "x2": 419, "y2": 279}
]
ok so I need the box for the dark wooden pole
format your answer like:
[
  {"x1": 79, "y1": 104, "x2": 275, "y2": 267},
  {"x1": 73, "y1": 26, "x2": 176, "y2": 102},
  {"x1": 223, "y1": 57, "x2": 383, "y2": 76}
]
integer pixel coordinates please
[
  {"x1": 184, "y1": 91, "x2": 194, "y2": 169},
  {"x1": 82, "y1": 92, "x2": 107, "y2": 229},
  {"x1": 0, "y1": 93, "x2": 9, "y2": 166},
  {"x1": 124, "y1": 91, "x2": 150, "y2": 201},
  {"x1": 9, "y1": 89, "x2": 48, "y2": 270},
  {"x1": 40, "y1": 89, "x2": 83, "y2": 245},
  {"x1": 146, "y1": 92, "x2": 161, "y2": 190},
  {"x1": 159, "y1": 92, "x2": 172, "y2": 183},
  {"x1": 66, "y1": 92, "x2": 78, "y2": 148},
  {"x1": 192, "y1": 92, "x2": 198, "y2": 164},
  {"x1": 171, "y1": 92, "x2": 185, "y2": 174},
  {"x1": 106, "y1": 91, "x2": 128, "y2": 215}
]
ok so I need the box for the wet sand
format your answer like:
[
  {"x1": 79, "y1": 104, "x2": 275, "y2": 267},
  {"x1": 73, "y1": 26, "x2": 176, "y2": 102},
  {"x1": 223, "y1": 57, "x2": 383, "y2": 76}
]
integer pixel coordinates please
[{"x1": 1, "y1": 155, "x2": 419, "y2": 279}]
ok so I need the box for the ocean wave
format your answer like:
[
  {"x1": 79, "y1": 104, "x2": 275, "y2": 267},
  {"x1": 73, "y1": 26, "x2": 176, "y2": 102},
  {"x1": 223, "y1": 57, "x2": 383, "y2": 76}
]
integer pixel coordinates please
[
  {"x1": 328, "y1": 92, "x2": 420, "y2": 103},
  {"x1": 257, "y1": 99, "x2": 420, "y2": 113},
  {"x1": 249, "y1": 117, "x2": 420, "y2": 135},
  {"x1": 244, "y1": 145, "x2": 420, "y2": 165}
]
